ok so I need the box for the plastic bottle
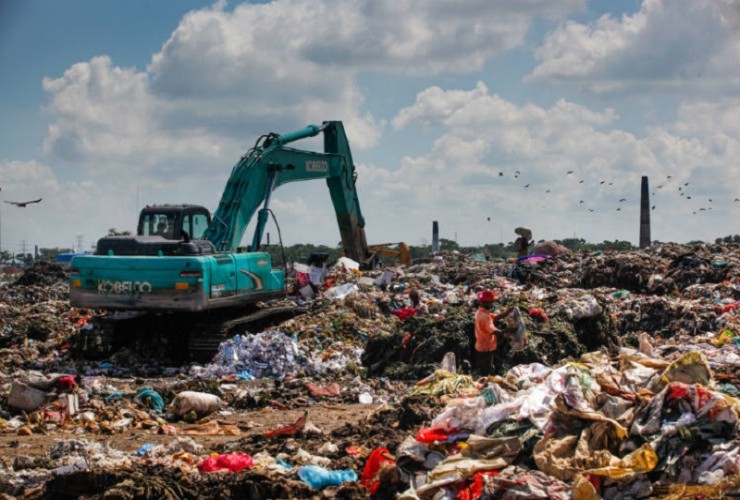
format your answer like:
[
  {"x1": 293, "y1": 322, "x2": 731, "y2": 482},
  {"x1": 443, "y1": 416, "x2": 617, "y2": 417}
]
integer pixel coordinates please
[{"x1": 297, "y1": 465, "x2": 357, "y2": 489}]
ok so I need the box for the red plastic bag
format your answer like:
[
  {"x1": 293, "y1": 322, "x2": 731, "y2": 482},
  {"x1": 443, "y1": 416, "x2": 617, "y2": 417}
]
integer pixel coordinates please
[
  {"x1": 56, "y1": 375, "x2": 77, "y2": 391},
  {"x1": 455, "y1": 471, "x2": 500, "y2": 500},
  {"x1": 529, "y1": 307, "x2": 548, "y2": 322},
  {"x1": 198, "y1": 452, "x2": 254, "y2": 473},
  {"x1": 360, "y1": 447, "x2": 396, "y2": 494},
  {"x1": 265, "y1": 410, "x2": 307, "y2": 438},
  {"x1": 722, "y1": 302, "x2": 739, "y2": 313},
  {"x1": 394, "y1": 308, "x2": 417, "y2": 321},
  {"x1": 297, "y1": 272, "x2": 310, "y2": 288},
  {"x1": 416, "y1": 427, "x2": 454, "y2": 443}
]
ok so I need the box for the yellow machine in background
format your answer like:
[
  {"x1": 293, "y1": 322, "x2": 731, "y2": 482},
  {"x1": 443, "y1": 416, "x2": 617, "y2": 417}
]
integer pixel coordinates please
[{"x1": 367, "y1": 242, "x2": 411, "y2": 267}]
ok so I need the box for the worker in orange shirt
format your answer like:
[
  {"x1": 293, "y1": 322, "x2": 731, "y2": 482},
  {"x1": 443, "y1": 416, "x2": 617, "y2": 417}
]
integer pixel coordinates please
[{"x1": 474, "y1": 290, "x2": 513, "y2": 376}]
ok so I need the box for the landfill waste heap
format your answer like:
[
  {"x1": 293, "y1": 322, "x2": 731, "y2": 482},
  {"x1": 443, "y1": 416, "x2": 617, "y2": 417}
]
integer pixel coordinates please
[{"x1": 0, "y1": 243, "x2": 738, "y2": 499}]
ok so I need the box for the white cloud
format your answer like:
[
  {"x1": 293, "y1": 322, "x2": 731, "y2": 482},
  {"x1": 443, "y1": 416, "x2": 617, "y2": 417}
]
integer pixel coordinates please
[
  {"x1": 377, "y1": 84, "x2": 740, "y2": 245},
  {"x1": 528, "y1": 0, "x2": 740, "y2": 93},
  {"x1": 40, "y1": 0, "x2": 585, "y2": 173}
]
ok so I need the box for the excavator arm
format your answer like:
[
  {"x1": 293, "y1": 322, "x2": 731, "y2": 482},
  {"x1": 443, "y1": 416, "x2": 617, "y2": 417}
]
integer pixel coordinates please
[{"x1": 203, "y1": 121, "x2": 368, "y2": 263}]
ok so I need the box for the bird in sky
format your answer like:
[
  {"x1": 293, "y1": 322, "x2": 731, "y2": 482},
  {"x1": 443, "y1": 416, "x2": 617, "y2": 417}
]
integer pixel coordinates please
[
  {"x1": 652, "y1": 205, "x2": 656, "y2": 210},
  {"x1": 684, "y1": 182, "x2": 690, "y2": 186},
  {"x1": 487, "y1": 217, "x2": 491, "y2": 221},
  {"x1": 667, "y1": 175, "x2": 672, "y2": 179},
  {"x1": 579, "y1": 200, "x2": 584, "y2": 204},
  {"x1": 619, "y1": 198, "x2": 626, "y2": 202},
  {"x1": 498, "y1": 172, "x2": 504, "y2": 177},
  {"x1": 524, "y1": 184, "x2": 530, "y2": 188},
  {"x1": 588, "y1": 209, "x2": 595, "y2": 212},
  {"x1": 734, "y1": 198, "x2": 739, "y2": 202},
  {"x1": 579, "y1": 180, "x2": 584, "y2": 184},
  {"x1": 514, "y1": 170, "x2": 520, "y2": 178},
  {"x1": 4, "y1": 198, "x2": 42, "y2": 207},
  {"x1": 687, "y1": 196, "x2": 692, "y2": 199},
  {"x1": 616, "y1": 207, "x2": 621, "y2": 211},
  {"x1": 600, "y1": 181, "x2": 605, "y2": 184},
  {"x1": 545, "y1": 189, "x2": 551, "y2": 193},
  {"x1": 657, "y1": 185, "x2": 663, "y2": 189},
  {"x1": 566, "y1": 170, "x2": 573, "y2": 175},
  {"x1": 708, "y1": 198, "x2": 712, "y2": 202}
]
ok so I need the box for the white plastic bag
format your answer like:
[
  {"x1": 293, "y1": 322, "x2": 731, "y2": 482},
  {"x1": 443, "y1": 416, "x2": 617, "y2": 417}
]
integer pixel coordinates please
[
  {"x1": 324, "y1": 283, "x2": 358, "y2": 300},
  {"x1": 171, "y1": 391, "x2": 225, "y2": 416}
]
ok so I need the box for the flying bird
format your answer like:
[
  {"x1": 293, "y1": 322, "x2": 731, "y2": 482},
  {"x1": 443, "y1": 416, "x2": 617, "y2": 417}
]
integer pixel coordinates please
[
  {"x1": 4, "y1": 198, "x2": 42, "y2": 207},
  {"x1": 588, "y1": 209, "x2": 595, "y2": 212},
  {"x1": 566, "y1": 170, "x2": 573, "y2": 175},
  {"x1": 708, "y1": 198, "x2": 712, "y2": 202},
  {"x1": 657, "y1": 185, "x2": 663, "y2": 189},
  {"x1": 616, "y1": 208, "x2": 621, "y2": 211},
  {"x1": 652, "y1": 205, "x2": 656, "y2": 210},
  {"x1": 514, "y1": 170, "x2": 520, "y2": 178},
  {"x1": 619, "y1": 198, "x2": 626, "y2": 202},
  {"x1": 545, "y1": 189, "x2": 551, "y2": 193},
  {"x1": 524, "y1": 184, "x2": 530, "y2": 188},
  {"x1": 735, "y1": 198, "x2": 739, "y2": 202},
  {"x1": 579, "y1": 180, "x2": 584, "y2": 184},
  {"x1": 498, "y1": 172, "x2": 504, "y2": 177},
  {"x1": 600, "y1": 181, "x2": 605, "y2": 184},
  {"x1": 579, "y1": 200, "x2": 584, "y2": 205},
  {"x1": 667, "y1": 175, "x2": 672, "y2": 179},
  {"x1": 686, "y1": 196, "x2": 692, "y2": 199},
  {"x1": 684, "y1": 182, "x2": 689, "y2": 186}
]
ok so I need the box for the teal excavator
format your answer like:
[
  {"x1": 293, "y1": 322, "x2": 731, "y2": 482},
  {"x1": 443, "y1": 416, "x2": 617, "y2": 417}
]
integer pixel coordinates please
[{"x1": 69, "y1": 121, "x2": 369, "y2": 359}]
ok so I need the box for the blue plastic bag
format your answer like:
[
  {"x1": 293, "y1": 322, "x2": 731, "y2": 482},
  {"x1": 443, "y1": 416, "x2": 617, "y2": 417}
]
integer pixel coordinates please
[{"x1": 297, "y1": 465, "x2": 357, "y2": 489}]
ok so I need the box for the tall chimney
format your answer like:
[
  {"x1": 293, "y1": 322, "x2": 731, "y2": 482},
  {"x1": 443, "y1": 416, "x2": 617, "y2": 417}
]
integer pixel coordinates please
[
  {"x1": 639, "y1": 176, "x2": 651, "y2": 248},
  {"x1": 432, "y1": 221, "x2": 439, "y2": 253}
]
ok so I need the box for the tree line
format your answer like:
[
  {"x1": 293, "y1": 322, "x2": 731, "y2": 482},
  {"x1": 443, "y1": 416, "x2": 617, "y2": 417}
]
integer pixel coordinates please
[{"x1": 3, "y1": 234, "x2": 740, "y2": 269}]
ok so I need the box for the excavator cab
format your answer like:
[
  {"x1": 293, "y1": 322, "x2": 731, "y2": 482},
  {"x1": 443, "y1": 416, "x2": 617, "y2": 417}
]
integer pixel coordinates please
[
  {"x1": 95, "y1": 205, "x2": 217, "y2": 256},
  {"x1": 137, "y1": 205, "x2": 211, "y2": 240}
]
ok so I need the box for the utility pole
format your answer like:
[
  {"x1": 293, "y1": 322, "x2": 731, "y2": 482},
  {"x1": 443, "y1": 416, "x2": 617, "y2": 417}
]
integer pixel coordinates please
[{"x1": 76, "y1": 235, "x2": 84, "y2": 254}]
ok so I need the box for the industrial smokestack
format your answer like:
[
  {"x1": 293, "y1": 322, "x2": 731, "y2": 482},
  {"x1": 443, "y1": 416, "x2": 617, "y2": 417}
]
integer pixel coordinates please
[
  {"x1": 639, "y1": 176, "x2": 651, "y2": 248},
  {"x1": 432, "y1": 221, "x2": 439, "y2": 253}
]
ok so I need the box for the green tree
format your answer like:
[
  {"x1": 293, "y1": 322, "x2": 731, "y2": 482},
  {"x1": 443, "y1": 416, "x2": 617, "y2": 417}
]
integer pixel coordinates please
[{"x1": 439, "y1": 238, "x2": 460, "y2": 251}]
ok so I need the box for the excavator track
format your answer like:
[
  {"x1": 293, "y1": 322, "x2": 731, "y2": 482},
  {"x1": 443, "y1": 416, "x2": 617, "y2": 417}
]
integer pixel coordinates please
[{"x1": 79, "y1": 304, "x2": 307, "y2": 364}]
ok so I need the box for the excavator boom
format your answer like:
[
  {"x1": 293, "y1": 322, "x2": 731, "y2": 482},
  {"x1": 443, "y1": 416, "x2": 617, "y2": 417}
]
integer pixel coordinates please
[{"x1": 205, "y1": 121, "x2": 368, "y2": 262}]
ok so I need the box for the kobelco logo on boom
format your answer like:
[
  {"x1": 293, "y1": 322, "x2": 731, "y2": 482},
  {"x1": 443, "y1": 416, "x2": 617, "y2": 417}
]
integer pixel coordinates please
[
  {"x1": 305, "y1": 160, "x2": 328, "y2": 173},
  {"x1": 98, "y1": 280, "x2": 152, "y2": 295}
]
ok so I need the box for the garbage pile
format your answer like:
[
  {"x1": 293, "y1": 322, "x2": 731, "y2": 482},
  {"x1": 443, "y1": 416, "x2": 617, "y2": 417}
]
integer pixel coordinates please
[{"x1": 0, "y1": 244, "x2": 738, "y2": 498}]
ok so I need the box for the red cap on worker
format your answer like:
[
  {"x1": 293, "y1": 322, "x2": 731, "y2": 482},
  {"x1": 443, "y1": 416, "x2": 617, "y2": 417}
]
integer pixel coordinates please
[{"x1": 477, "y1": 290, "x2": 497, "y2": 303}]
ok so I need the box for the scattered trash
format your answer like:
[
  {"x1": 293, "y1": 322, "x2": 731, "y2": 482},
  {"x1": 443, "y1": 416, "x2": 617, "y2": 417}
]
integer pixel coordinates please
[{"x1": 0, "y1": 248, "x2": 739, "y2": 497}]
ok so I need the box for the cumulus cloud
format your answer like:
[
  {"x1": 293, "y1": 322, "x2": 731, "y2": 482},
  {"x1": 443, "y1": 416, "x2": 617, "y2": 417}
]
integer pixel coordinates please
[
  {"x1": 528, "y1": 0, "x2": 740, "y2": 93},
  {"x1": 40, "y1": 0, "x2": 584, "y2": 174},
  {"x1": 376, "y1": 84, "x2": 740, "y2": 245}
]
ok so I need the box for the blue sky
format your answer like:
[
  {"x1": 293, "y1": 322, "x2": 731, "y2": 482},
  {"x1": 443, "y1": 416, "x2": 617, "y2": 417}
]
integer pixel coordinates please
[{"x1": 1, "y1": 0, "x2": 739, "y2": 253}]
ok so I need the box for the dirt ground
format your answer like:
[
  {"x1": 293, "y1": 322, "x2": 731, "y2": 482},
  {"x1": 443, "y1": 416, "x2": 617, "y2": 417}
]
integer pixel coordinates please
[{"x1": 0, "y1": 403, "x2": 374, "y2": 460}]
